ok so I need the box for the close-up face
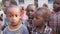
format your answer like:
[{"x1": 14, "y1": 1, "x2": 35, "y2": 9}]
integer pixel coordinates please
[
  {"x1": 4, "y1": 1, "x2": 10, "y2": 7},
  {"x1": 32, "y1": 11, "x2": 45, "y2": 27},
  {"x1": 26, "y1": 5, "x2": 36, "y2": 19},
  {"x1": 6, "y1": 7, "x2": 20, "y2": 26},
  {"x1": 53, "y1": 0, "x2": 60, "y2": 10}
]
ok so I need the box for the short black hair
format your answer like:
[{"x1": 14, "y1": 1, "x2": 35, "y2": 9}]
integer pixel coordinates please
[
  {"x1": 43, "y1": 3, "x2": 48, "y2": 8},
  {"x1": 26, "y1": 4, "x2": 36, "y2": 10},
  {"x1": 35, "y1": 7, "x2": 51, "y2": 19},
  {"x1": 10, "y1": 0, "x2": 17, "y2": 5}
]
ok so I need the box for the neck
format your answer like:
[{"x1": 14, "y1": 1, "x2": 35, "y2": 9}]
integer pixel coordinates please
[
  {"x1": 8, "y1": 22, "x2": 22, "y2": 31},
  {"x1": 36, "y1": 25, "x2": 46, "y2": 34},
  {"x1": 11, "y1": 22, "x2": 21, "y2": 29}
]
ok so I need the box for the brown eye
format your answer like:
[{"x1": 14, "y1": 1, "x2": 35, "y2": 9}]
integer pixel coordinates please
[
  {"x1": 31, "y1": 10, "x2": 34, "y2": 12},
  {"x1": 15, "y1": 15, "x2": 17, "y2": 17},
  {"x1": 9, "y1": 16, "x2": 12, "y2": 17}
]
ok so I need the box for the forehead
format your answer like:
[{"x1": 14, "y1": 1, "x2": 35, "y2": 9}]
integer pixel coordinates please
[
  {"x1": 8, "y1": 7, "x2": 20, "y2": 12},
  {"x1": 7, "y1": 7, "x2": 20, "y2": 14},
  {"x1": 34, "y1": 11, "x2": 43, "y2": 17}
]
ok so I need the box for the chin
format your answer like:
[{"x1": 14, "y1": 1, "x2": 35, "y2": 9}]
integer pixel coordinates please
[{"x1": 29, "y1": 16, "x2": 33, "y2": 19}]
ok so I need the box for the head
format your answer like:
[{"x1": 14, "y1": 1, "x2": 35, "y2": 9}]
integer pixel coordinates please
[
  {"x1": 32, "y1": 7, "x2": 51, "y2": 27},
  {"x1": 2, "y1": 0, "x2": 17, "y2": 7},
  {"x1": 53, "y1": 0, "x2": 60, "y2": 12},
  {"x1": 4, "y1": 5, "x2": 20, "y2": 26},
  {"x1": 10, "y1": 0, "x2": 17, "y2": 5},
  {"x1": 2, "y1": 0, "x2": 11, "y2": 7},
  {"x1": 26, "y1": 4, "x2": 36, "y2": 19},
  {"x1": 43, "y1": 4, "x2": 48, "y2": 8}
]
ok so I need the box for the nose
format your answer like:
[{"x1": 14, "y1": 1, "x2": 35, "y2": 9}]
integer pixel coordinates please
[
  {"x1": 12, "y1": 16, "x2": 16, "y2": 21},
  {"x1": 29, "y1": 11, "x2": 32, "y2": 14}
]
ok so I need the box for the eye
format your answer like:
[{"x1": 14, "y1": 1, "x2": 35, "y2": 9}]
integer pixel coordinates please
[
  {"x1": 15, "y1": 15, "x2": 18, "y2": 17},
  {"x1": 33, "y1": 16, "x2": 39, "y2": 20},
  {"x1": 31, "y1": 10, "x2": 34, "y2": 12},
  {"x1": 56, "y1": 3, "x2": 59, "y2": 4},
  {"x1": 9, "y1": 15, "x2": 12, "y2": 17},
  {"x1": 54, "y1": 2, "x2": 60, "y2": 5}
]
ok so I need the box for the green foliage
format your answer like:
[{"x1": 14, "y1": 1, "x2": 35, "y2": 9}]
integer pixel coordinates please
[{"x1": 0, "y1": 2, "x2": 3, "y2": 7}]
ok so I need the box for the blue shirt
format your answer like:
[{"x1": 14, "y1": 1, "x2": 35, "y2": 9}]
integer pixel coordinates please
[{"x1": 3, "y1": 24, "x2": 29, "y2": 34}]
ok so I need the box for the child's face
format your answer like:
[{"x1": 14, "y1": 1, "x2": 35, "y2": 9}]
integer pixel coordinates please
[
  {"x1": 26, "y1": 6, "x2": 35, "y2": 19},
  {"x1": 4, "y1": 1, "x2": 10, "y2": 7},
  {"x1": 6, "y1": 8, "x2": 20, "y2": 26},
  {"x1": 53, "y1": 0, "x2": 60, "y2": 11},
  {"x1": 32, "y1": 11, "x2": 45, "y2": 27}
]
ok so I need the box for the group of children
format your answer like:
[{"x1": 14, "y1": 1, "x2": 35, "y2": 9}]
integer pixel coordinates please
[{"x1": 0, "y1": 0, "x2": 60, "y2": 34}]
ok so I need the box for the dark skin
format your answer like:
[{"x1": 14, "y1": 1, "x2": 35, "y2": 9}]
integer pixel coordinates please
[
  {"x1": 53, "y1": 0, "x2": 60, "y2": 12},
  {"x1": 26, "y1": 5, "x2": 36, "y2": 19},
  {"x1": 5, "y1": 7, "x2": 21, "y2": 31},
  {"x1": 3, "y1": 1, "x2": 11, "y2": 7},
  {"x1": 26, "y1": 5, "x2": 36, "y2": 34},
  {"x1": 32, "y1": 10, "x2": 45, "y2": 29},
  {"x1": 32, "y1": 10, "x2": 46, "y2": 34}
]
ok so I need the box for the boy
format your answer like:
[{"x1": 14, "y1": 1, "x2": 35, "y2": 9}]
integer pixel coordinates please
[
  {"x1": 26, "y1": 4, "x2": 36, "y2": 27},
  {"x1": 3, "y1": 5, "x2": 29, "y2": 34},
  {"x1": 26, "y1": 4, "x2": 36, "y2": 19},
  {"x1": 49, "y1": 0, "x2": 60, "y2": 34},
  {"x1": 26, "y1": 4, "x2": 36, "y2": 34},
  {"x1": 32, "y1": 7, "x2": 53, "y2": 34},
  {"x1": 2, "y1": 0, "x2": 17, "y2": 31}
]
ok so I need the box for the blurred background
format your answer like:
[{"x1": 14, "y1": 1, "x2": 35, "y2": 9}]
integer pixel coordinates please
[
  {"x1": 0, "y1": 0, "x2": 53, "y2": 10},
  {"x1": 0, "y1": 0, "x2": 53, "y2": 34}
]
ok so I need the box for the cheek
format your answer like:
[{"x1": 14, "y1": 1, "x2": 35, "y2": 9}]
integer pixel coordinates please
[
  {"x1": 53, "y1": 4, "x2": 60, "y2": 8},
  {"x1": 33, "y1": 18, "x2": 44, "y2": 26},
  {"x1": 40, "y1": 18, "x2": 44, "y2": 22},
  {"x1": 26, "y1": 12, "x2": 29, "y2": 15},
  {"x1": 15, "y1": 16, "x2": 20, "y2": 21},
  {"x1": 7, "y1": 18, "x2": 12, "y2": 23},
  {"x1": 8, "y1": 17, "x2": 20, "y2": 23}
]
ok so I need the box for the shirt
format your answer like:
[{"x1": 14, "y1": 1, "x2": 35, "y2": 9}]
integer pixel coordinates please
[
  {"x1": 32, "y1": 25, "x2": 52, "y2": 34},
  {"x1": 49, "y1": 11, "x2": 60, "y2": 34},
  {"x1": 3, "y1": 24, "x2": 29, "y2": 34}
]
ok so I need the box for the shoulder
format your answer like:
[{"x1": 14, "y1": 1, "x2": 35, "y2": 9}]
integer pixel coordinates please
[
  {"x1": 44, "y1": 26, "x2": 52, "y2": 34},
  {"x1": 21, "y1": 24, "x2": 27, "y2": 29},
  {"x1": 3, "y1": 26, "x2": 9, "y2": 34},
  {"x1": 3, "y1": 26, "x2": 8, "y2": 31},
  {"x1": 21, "y1": 25, "x2": 29, "y2": 34}
]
